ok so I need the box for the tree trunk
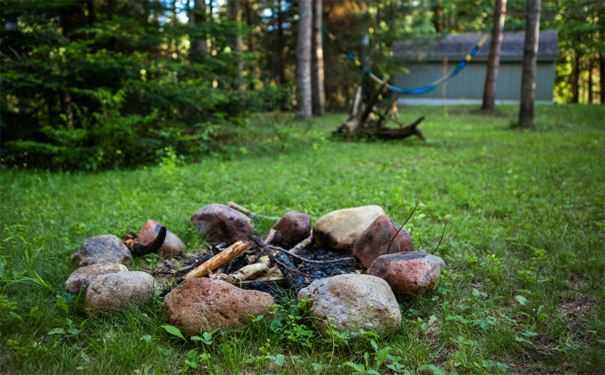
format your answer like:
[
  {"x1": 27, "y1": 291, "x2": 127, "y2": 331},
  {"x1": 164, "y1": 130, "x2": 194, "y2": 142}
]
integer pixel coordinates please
[
  {"x1": 518, "y1": 0, "x2": 541, "y2": 129},
  {"x1": 311, "y1": 0, "x2": 325, "y2": 116},
  {"x1": 229, "y1": 0, "x2": 244, "y2": 90},
  {"x1": 190, "y1": 0, "x2": 208, "y2": 61},
  {"x1": 276, "y1": 0, "x2": 287, "y2": 109},
  {"x1": 588, "y1": 59, "x2": 593, "y2": 104},
  {"x1": 572, "y1": 51, "x2": 580, "y2": 103},
  {"x1": 296, "y1": 0, "x2": 312, "y2": 119},
  {"x1": 481, "y1": 0, "x2": 507, "y2": 112},
  {"x1": 599, "y1": 53, "x2": 605, "y2": 104},
  {"x1": 432, "y1": 0, "x2": 444, "y2": 33},
  {"x1": 86, "y1": 0, "x2": 96, "y2": 25}
]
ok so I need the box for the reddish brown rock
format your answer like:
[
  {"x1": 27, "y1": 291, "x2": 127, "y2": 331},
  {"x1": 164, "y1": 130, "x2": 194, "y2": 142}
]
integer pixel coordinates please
[
  {"x1": 368, "y1": 252, "x2": 445, "y2": 296},
  {"x1": 136, "y1": 220, "x2": 185, "y2": 258},
  {"x1": 164, "y1": 278, "x2": 274, "y2": 336},
  {"x1": 191, "y1": 204, "x2": 254, "y2": 245},
  {"x1": 352, "y1": 215, "x2": 414, "y2": 268},
  {"x1": 269, "y1": 211, "x2": 311, "y2": 248}
]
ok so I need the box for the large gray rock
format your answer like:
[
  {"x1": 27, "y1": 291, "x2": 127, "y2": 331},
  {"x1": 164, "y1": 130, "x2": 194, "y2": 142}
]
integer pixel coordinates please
[
  {"x1": 269, "y1": 211, "x2": 311, "y2": 248},
  {"x1": 65, "y1": 263, "x2": 128, "y2": 293},
  {"x1": 314, "y1": 205, "x2": 385, "y2": 251},
  {"x1": 298, "y1": 274, "x2": 401, "y2": 335},
  {"x1": 136, "y1": 219, "x2": 185, "y2": 258},
  {"x1": 352, "y1": 215, "x2": 414, "y2": 268},
  {"x1": 191, "y1": 204, "x2": 254, "y2": 245},
  {"x1": 85, "y1": 271, "x2": 155, "y2": 314},
  {"x1": 368, "y1": 252, "x2": 445, "y2": 296},
  {"x1": 72, "y1": 235, "x2": 132, "y2": 267},
  {"x1": 164, "y1": 278, "x2": 274, "y2": 336}
]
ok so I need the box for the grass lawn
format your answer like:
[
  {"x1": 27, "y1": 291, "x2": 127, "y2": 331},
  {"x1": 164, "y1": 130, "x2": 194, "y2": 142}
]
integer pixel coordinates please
[{"x1": 1, "y1": 105, "x2": 604, "y2": 374}]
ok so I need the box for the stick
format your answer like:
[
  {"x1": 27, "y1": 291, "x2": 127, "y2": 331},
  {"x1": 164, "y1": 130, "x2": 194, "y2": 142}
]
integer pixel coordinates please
[
  {"x1": 185, "y1": 241, "x2": 251, "y2": 279},
  {"x1": 289, "y1": 231, "x2": 313, "y2": 255},
  {"x1": 229, "y1": 256, "x2": 271, "y2": 282},
  {"x1": 267, "y1": 245, "x2": 355, "y2": 265},
  {"x1": 264, "y1": 228, "x2": 276, "y2": 245},
  {"x1": 227, "y1": 201, "x2": 252, "y2": 216}
]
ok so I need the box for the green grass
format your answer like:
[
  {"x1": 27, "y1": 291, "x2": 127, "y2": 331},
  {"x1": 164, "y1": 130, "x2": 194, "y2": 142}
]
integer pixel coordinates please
[{"x1": 1, "y1": 105, "x2": 604, "y2": 374}]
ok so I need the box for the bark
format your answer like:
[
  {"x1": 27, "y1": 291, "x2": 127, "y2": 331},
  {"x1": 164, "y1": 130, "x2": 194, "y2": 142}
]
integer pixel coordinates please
[
  {"x1": 296, "y1": 0, "x2": 313, "y2": 118},
  {"x1": 311, "y1": 0, "x2": 325, "y2": 116},
  {"x1": 190, "y1": 0, "x2": 208, "y2": 61},
  {"x1": 86, "y1": 0, "x2": 96, "y2": 25},
  {"x1": 432, "y1": 0, "x2": 444, "y2": 33},
  {"x1": 229, "y1": 0, "x2": 245, "y2": 90},
  {"x1": 518, "y1": 0, "x2": 541, "y2": 129},
  {"x1": 276, "y1": 0, "x2": 287, "y2": 109},
  {"x1": 244, "y1": 1, "x2": 258, "y2": 90},
  {"x1": 599, "y1": 53, "x2": 605, "y2": 104},
  {"x1": 185, "y1": 241, "x2": 252, "y2": 279},
  {"x1": 481, "y1": 0, "x2": 507, "y2": 112},
  {"x1": 572, "y1": 51, "x2": 580, "y2": 103},
  {"x1": 588, "y1": 59, "x2": 593, "y2": 104}
]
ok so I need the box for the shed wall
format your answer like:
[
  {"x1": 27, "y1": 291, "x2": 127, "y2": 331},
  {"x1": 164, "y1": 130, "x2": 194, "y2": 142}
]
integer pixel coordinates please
[{"x1": 394, "y1": 62, "x2": 555, "y2": 102}]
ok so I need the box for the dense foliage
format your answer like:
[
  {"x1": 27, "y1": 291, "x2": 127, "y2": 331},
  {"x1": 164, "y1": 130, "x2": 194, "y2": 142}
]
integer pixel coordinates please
[
  {"x1": 0, "y1": 0, "x2": 284, "y2": 169},
  {"x1": 1, "y1": 0, "x2": 603, "y2": 170}
]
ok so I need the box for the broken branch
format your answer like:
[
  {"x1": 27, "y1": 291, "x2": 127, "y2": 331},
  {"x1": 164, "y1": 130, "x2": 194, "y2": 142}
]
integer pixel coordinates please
[{"x1": 185, "y1": 240, "x2": 252, "y2": 279}]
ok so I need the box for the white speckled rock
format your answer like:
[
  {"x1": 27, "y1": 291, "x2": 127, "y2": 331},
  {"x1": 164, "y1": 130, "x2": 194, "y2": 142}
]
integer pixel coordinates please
[
  {"x1": 72, "y1": 235, "x2": 132, "y2": 267},
  {"x1": 298, "y1": 274, "x2": 401, "y2": 335},
  {"x1": 85, "y1": 271, "x2": 155, "y2": 314},
  {"x1": 65, "y1": 263, "x2": 128, "y2": 293},
  {"x1": 314, "y1": 205, "x2": 385, "y2": 251}
]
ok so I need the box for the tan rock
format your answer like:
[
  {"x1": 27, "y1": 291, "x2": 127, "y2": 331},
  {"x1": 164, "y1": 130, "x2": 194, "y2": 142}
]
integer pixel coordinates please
[
  {"x1": 85, "y1": 271, "x2": 155, "y2": 314},
  {"x1": 65, "y1": 263, "x2": 128, "y2": 293},
  {"x1": 314, "y1": 205, "x2": 385, "y2": 251}
]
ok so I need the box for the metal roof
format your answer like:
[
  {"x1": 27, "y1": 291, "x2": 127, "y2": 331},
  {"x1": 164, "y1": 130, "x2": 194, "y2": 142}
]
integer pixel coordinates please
[{"x1": 393, "y1": 31, "x2": 559, "y2": 62}]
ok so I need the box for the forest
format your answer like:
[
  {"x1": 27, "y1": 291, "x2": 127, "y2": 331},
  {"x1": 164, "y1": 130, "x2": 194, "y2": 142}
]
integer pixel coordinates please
[
  {"x1": 1, "y1": 1, "x2": 604, "y2": 374},
  {"x1": 1, "y1": 0, "x2": 603, "y2": 168}
]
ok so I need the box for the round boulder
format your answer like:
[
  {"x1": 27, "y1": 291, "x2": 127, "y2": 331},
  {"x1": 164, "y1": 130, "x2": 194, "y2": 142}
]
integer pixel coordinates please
[
  {"x1": 368, "y1": 252, "x2": 445, "y2": 296},
  {"x1": 298, "y1": 274, "x2": 401, "y2": 335},
  {"x1": 269, "y1": 211, "x2": 311, "y2": 248},
  {"x1": 314, "y1": 205, "x2": 385, "y2": 251},
  {"x1": 352, "y1": 215, "x2": 414, "y2": 268},
  {"x1": 164, "y1": 278, "x2": 274, "y2": 336},
  {"x1": 72, "y1": 234, "x2": 132, "y2": 267},
  {"x1": 191, "y1": 204, "x2": 254, "y2": 245},
  {"x1": 65, "y1": 262, "x2": 128, "y2": 293},
  {"x1": 85, "y1": 271, "x2": 155, "y2": 314}
]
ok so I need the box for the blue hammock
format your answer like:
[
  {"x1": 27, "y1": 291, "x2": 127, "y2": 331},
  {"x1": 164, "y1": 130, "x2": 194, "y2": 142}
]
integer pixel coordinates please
[{"x1": 347, "y1": 34, "x2": 488, "y2": 96}]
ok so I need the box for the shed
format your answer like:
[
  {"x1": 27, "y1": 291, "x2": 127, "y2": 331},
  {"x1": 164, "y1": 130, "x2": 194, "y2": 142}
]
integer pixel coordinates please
[{"x1": 392, "y1": 31, "x2": 559, "y2": 105}]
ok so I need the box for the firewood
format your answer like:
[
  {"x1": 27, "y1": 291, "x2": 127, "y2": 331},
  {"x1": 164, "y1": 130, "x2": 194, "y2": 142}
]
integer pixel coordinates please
[
  {"x1": 185, "y1": 240, "x2": 251, "y2": 279},
  {"x1": 289, "y1": 231, "x2": 313, "y2": 255},
  {"x1": 227, "y1": 201, "x2": 252, "y2": 216},
  {"x1": 229, "y1": 256, "x2": 271, "y2": 282}
]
